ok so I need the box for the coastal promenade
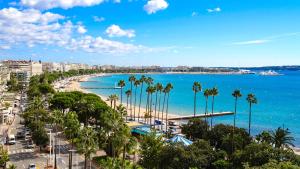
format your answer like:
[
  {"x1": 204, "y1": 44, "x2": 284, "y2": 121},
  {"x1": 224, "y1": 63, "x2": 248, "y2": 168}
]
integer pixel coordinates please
[{"x1": 168, "y1": 112, "x2": 234, "y2": 121}]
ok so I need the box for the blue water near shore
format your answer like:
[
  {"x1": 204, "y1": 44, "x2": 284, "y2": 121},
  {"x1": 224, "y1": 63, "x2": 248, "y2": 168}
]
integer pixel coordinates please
[{"x1": 81, "y1": 71, "x2": 300, "y2": 146}]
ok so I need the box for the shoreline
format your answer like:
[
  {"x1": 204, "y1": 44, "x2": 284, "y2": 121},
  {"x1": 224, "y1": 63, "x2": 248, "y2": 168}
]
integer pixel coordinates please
[
  {"x1": 62, "y1": 74, "x2": 181, "y2": 120},
  {"x1": 56, "y1": 74, "x2": 300, "y2": 154}
]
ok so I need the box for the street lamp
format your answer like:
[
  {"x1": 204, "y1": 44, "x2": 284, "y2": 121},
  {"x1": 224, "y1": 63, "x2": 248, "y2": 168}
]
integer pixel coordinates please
[
  {"x1": 47, "y1": 129, "x2": 53, "y2": 167},
  {"x1": 68, "y1": 149, "x2": 76, "y2": 169}
]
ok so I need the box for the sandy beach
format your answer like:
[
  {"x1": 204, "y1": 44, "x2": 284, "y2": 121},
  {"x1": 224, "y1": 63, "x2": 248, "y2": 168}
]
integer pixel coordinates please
[{"x1": 61, "y1": 74, "x2": 180, "y2": 120}]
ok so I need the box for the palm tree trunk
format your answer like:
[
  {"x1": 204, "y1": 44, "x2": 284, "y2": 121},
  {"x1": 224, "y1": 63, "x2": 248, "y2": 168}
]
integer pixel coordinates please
[
  {"x1": 232, "y1": 97, "x2": 237, "y2": 154},
  {"x1": 126, "y1": 96, "x2": 129, "y2": 122},
  {"x1": 130, "y1": 82, "x2": 133, "y2": 120},
  {"x1": 134, "y1": 87, "x2": 137, "y2": 121},
  {"x1": 205, "y1": 97, "x2": 208, "y2": 131},
  {"x1": 210, "y1": 96, "x2": 215, "y2": 129},
  {"x1": 150, "y1": 93, "x2": 153, "y2": 126},
  {"x1": 161, "y1": 93, "x2": 166, "y2": 130},
  {"x1": 154, "y1": 91, "x2": 158, "y2": 124},
  {"x1": 165, "y1": 93, "x2": 170, "y2": 132},
  {"x1": 146, "y1": 93, "x2": 149, "y2": 124},
  {"x1": 120, "y1": 88, "x2": 123, "y2": 104},
  {"x1": 248, "y1": 103, "x2": 252, "y2": 135},
  {"x1": 138, "y1": 83, "x2": 144, "y2": 122},
  {"x1": 193, "y1": 92, "x2": 197, "y2": 117},
  {"x1": 157, "y1": 91, "x2": 161, "y2": 123}
]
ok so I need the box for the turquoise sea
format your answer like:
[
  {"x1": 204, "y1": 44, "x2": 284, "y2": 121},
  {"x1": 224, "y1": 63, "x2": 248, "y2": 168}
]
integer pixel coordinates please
[{"x1": 80, "y1": 71, "x2": 300, "y2": 146}]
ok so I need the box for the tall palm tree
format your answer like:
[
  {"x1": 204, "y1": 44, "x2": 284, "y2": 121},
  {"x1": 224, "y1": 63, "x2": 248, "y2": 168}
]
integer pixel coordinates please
[
  {"x1": 138, "y1": 75, "x2": 147, "y2": 122},
  {"x1": 165, "y1": 83, "x2": 173, "y2": 132},
  {"x1": 154, "y1": 83, "x2": 163, "y2": 123},
  {"x1": 145, "y1": 86, "x2": 151, "y2": 124},
  {"x1": 246, "y1": 93, "x2": 257, "y2": 135},
  {"x1": 125, "y1": 90, "x2": 132, "y2": 121},
  {"x1": 161, "y1": 87, "x2": 167, "y2": 130},
  {"x1": 231, "y1": 89, "x2": 242, "y2": 153},
  {"x1": 232, "y1": 90, "x2": 242, "y2": 131},
  {"x1": 129, "y1": 75, "x2": 136, "y2": 119},
  {"x1": 133, "y1": 80, "x2": 140, "y2": 120},
  {"x1": 210, "y1": 87, "x2": 218, "y2": 129},
  {"x1": 203, "y1": 89, "x2": 210, "y2": 130},
  {"x1": 271, "y1": 127, "x2": 295, "y2": 148},
  {"x1": 192, "y1": 82, "x2": 202, "y2": 117},
  {"x1": 117, "y1": 80, "x2": 125, "y2": 104},
  {"x1": 149, "y1": 86, "x2": 156, "y2": 126}
]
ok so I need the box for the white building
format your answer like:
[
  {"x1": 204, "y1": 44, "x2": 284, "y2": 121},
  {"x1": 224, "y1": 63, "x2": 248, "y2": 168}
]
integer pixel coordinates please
[{"x1": 30, "y1": 61, "x2": 43, "y2": 76}]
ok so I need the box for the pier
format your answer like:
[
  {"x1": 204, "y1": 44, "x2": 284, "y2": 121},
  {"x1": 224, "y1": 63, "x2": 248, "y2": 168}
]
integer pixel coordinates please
[
  {"x1": 168, "y1": 112, "x2": 234, "y2": 121},
  {"x1": 81, "y1": 87, "x2": 121, "y2": 89}
]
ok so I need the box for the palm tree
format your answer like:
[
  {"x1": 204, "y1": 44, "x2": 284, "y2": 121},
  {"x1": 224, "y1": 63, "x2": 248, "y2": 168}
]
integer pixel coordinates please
[
  {"x1": 129, "y1": 75, "x2": 136, "y2": 119},
  {"x1": 192, "y1": 82, "x2": 202, "y2": 117},
  {"x1": 203, "y1": 89, "x2": 210, "y2": 130},
  {"x1": 165, "y1": 83, "x2": 173, "y2": 132},
  {"x1": 210, "y1": 87, "x2": 218, "y2": 129},
  {"x1": 231, "y1": 89, "x2": 242, "y2": 152},
  {"x1": 161, "y1": 87, "x2": 167, "y2": 130},
  {"x1": 125, "y1": 90, "x2": 132, "y2": 121},
  {"x1": 138, "y1": 75, "x2": 147, "y2": 122},
  {"x1": 107, "y1": 95, "x2": 115, "y2": 108},
  {"x1": 145, "y1": 86, "x2": 151, "y2": 124},
  {"x1": 149, "y1": 86, "x2": 156, "y2": 126},
  {"x1": 271, "y1": 127, "x2": 295, "y2": 148},
  {"x1": 111, "y1": 94, "x2": 119, "y2": 110},
  {"x1": 232, "y1": 90, "x2": 242, "y2": 131},
  {"x1": 117, "y1": 80, "x2": 126, "y2": 104},
  {"x1": 133, "y1": 80, "x2": 140, "y2": 120},
  {"x1": 154, "y1": 83, "x2": 163, "y2": 123},
  {"x1": 246, "y1": 93, "x2": 258, "y2": 135}
]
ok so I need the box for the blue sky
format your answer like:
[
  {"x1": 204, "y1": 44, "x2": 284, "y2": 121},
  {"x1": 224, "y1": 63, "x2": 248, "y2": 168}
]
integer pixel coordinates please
[{"x1": 0, "y1": 0, "x2": 299, "y2": 67}]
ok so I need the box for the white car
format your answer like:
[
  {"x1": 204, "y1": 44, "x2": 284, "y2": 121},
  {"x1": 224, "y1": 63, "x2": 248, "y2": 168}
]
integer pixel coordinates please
[
  {"x1": 28, "y1": 164, "x2": 36, "y2": 169},
  {"x1": 7, "y1": 135, "x2": 16, "y2": 145}
]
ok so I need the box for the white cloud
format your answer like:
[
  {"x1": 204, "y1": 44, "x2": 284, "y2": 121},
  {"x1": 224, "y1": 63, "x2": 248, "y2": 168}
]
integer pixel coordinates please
[
  {"x1": 0, "y1": 8, "x2": 147, "y2": 54},
  {"x1": 232, "y1": 40, "x2": 270, "y2": 45},
  {"x1": 114, "y1": 0, "x2": 121, "y2": 3},
  {"x1": 144, "y1": 0, "x2": 168, "y2": 14},
  {"x1": 105, "y1": 24, "x2": 135, "y2": 38},
  {"x1": 67, "y1": 36, "x2": 144, "y2": 54},
  {"x1": 93, "y1": 16, "x2": 105, "y2": 22},
  {"x1": 207, "y1": 7, "x2": 221, "y2": 13},
  {"x1": 20, "y1": 0, "x2": 105, "y2": 10},
  {"x1": 0, "y1": 7, "x2": 71, "y2": 48},
  {"x1": 77, "y1": 25, "x2": 87, "y2": 34}
]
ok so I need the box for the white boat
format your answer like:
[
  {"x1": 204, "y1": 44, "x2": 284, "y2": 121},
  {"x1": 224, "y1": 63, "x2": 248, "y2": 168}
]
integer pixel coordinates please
[{"x1": 258, "y1": 70, "x2": 281, "y2": 76}]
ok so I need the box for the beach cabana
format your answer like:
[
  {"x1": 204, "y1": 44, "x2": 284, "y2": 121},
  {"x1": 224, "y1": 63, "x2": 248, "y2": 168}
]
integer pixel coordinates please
[{"x1": 170, "y1": 135, "x2": 193, "y2": 146}]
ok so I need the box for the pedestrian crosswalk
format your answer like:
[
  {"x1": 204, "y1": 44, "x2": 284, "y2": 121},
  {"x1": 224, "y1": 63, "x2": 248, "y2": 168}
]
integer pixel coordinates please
[{"x1": 8, "y1": 149, "x2": 33, "y2": 154}]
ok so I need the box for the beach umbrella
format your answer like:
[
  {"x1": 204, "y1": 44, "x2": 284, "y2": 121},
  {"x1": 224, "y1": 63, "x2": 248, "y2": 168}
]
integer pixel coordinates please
[{"x1": 170, "y1": 135, "x2": 193, "y2": 146}]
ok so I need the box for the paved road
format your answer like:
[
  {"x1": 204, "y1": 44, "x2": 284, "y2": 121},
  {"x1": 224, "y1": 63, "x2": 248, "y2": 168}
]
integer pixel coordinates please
[{"x1": 6, "y1": 111, "x2": 87, "y2": 168}]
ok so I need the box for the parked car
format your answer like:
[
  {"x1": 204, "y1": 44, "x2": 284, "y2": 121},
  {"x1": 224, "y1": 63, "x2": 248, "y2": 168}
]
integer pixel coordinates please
[
  {"x1": 26, "y1": 140, "x2": 35, "y2": 149},
  {"x1": 7, "y1": 135, "x2": 16, "y2": 145},
  {"x1": 28, "y1": 164, "x2": 36, "y2": 169},
  {"x1": 16, "y1": 131, "x2": 25, "y2": 139}
]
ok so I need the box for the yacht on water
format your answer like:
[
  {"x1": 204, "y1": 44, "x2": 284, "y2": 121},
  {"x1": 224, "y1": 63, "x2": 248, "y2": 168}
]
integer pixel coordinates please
[{"x1": 258, "y1": 70, "x2": 281, "y2": 76}]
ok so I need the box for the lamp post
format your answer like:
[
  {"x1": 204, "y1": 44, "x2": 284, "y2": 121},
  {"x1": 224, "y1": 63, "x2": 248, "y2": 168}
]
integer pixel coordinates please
[
  {"x1": 47, "y1": 129, "x2": 53, "y2": 167},
  {"x1": 68, "y1": 149, "x2": 76, "y2": 169}
]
